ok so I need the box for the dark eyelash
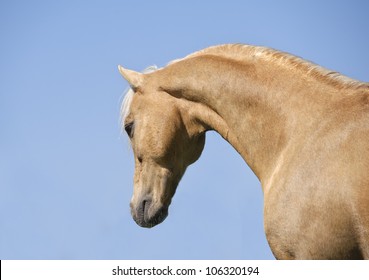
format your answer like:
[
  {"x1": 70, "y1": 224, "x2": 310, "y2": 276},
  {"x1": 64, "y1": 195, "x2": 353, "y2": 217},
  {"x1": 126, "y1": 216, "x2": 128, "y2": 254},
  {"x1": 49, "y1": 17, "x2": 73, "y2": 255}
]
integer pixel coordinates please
[{"x1": 124, "y1": 122, "x2": 134, "y2": 138}]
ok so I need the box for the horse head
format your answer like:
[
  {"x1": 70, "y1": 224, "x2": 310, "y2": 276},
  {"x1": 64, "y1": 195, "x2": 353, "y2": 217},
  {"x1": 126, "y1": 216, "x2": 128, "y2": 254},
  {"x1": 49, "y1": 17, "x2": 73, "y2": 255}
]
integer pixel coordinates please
[{"x1": 119, "y1": 65, "x2": 205, "y2": 228}]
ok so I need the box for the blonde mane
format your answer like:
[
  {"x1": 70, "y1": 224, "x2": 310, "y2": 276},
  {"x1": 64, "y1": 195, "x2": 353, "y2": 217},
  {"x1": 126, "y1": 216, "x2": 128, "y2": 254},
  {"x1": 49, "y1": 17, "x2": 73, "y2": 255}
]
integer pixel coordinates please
[
  {"x1": 172, "y1": 44, "x2": 368, "y2": 90},
  {"x1": 121, "y1": 44, "x2": 368, "y2": 125}
]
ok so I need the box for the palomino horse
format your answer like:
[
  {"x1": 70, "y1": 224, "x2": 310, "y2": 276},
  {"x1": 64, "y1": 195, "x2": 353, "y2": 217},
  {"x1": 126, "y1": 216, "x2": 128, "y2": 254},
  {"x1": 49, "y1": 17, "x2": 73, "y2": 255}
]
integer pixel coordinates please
[{"x1": 118, "y1": 44, "x2": 369, "y2": 259}]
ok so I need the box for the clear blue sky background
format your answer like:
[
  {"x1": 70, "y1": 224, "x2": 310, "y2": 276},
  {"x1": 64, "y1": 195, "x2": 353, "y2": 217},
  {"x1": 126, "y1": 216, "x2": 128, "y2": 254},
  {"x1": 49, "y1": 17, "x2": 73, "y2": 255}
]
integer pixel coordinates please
[{"x1": 1, "y1": 0, "x2": 368, "y2": 259}]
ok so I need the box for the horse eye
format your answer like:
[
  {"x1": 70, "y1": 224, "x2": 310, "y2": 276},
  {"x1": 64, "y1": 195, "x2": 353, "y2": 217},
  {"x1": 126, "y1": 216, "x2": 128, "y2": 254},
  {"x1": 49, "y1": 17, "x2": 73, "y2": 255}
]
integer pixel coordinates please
[{"x1": 124, "y1": 122, "x2": 134, "y2": 138}]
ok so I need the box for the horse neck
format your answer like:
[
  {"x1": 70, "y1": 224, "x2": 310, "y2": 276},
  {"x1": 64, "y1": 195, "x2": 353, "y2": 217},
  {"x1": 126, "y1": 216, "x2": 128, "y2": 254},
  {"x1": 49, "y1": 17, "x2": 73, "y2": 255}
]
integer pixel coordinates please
[{"x1": 157, "y1": 53, "x2": 361, "y2": 184}]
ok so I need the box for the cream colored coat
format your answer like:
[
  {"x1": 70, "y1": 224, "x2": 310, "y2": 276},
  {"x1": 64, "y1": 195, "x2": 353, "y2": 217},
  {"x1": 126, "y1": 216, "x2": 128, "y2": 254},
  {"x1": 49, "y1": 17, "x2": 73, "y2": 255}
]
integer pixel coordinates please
[{"x1": 119, "y1": 44, "x2": 369, "y2": 259}]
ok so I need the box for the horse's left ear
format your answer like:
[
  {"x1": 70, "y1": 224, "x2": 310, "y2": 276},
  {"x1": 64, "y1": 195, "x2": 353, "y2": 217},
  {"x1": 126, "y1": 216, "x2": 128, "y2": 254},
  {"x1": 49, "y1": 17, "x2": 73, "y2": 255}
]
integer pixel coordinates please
[{"x1": 118, "y1": 65, "x2": 143, "y2": 91}]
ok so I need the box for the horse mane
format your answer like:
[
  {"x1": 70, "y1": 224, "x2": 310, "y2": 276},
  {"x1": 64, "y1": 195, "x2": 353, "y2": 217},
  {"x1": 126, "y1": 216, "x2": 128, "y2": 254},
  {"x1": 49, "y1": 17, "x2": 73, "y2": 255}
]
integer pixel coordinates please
[
  {"x1": 173, "y1": 44, "x2": 369, "y2": 91},
  {"x1": 121, "y1": 45, "x2": 368, "y2": 126}
]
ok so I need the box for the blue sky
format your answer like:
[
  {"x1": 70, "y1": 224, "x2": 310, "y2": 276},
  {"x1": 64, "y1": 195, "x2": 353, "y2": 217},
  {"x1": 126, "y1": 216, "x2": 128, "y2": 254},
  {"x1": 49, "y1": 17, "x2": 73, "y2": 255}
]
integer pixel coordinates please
[{"x1": 0, "y1": 0, "x2": 368, "y2": 259}]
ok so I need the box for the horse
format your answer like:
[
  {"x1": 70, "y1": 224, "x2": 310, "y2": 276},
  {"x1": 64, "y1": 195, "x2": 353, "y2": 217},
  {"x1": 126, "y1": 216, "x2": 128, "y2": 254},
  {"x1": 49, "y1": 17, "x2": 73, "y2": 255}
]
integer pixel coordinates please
[{"x1": 118, "y1": 44, "x2": 369, "y2": 259}]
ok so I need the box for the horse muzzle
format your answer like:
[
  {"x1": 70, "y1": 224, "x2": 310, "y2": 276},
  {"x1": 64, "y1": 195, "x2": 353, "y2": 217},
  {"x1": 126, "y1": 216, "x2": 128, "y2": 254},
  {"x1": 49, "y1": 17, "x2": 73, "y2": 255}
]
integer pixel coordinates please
[{"x1": 130, "y1": 198, "x2": 168, "y2": 228}]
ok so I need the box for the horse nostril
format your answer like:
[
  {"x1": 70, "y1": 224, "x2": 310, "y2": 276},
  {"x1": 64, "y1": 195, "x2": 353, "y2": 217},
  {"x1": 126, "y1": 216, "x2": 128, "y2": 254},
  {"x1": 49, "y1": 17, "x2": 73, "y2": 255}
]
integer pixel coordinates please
[
  {"x1": 137, "y1": 156, "x2": 143, "y2": 163},
  {"x1": 141, "y1": 199, "x2": 152, "y2": 219}
]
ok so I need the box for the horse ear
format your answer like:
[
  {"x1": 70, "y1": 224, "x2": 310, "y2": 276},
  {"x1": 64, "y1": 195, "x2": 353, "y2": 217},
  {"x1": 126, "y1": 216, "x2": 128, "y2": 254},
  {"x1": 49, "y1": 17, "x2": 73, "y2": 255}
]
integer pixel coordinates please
[{"x1": 118, "y1": 65, "x2": 143, "y2": 91}]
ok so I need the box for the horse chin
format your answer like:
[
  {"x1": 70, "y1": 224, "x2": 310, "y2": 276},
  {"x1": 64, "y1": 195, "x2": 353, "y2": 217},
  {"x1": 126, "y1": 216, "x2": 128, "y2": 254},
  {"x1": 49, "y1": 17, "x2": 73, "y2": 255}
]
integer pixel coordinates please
[{"x1": 131, "y1": 201, "x2": 169, "y2": 228}]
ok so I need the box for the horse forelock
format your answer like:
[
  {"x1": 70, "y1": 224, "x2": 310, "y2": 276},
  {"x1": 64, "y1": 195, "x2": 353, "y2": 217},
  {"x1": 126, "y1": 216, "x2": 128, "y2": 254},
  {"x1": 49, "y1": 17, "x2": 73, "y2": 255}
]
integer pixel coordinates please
[{"x1": 120, "y1": 86, "x2": 135, "y2": 126}]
